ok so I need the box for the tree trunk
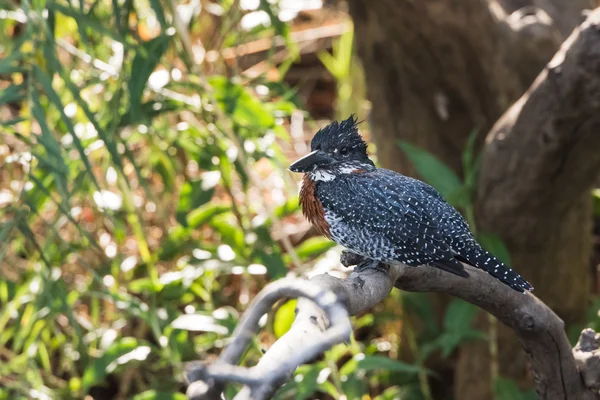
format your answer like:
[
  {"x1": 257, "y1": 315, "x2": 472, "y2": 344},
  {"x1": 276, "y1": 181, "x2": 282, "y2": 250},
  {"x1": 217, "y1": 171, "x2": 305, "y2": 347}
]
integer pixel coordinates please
[
  {"x1": 347, "y1": 0, "x2": 596, "y2": 398},
  {"x1": 498, "y1": 0, "x2": 591, "y2": 36}
]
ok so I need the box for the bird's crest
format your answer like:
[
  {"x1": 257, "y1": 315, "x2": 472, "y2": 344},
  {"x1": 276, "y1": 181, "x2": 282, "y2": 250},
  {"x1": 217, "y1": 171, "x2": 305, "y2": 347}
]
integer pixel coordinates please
[{"x1": 310, "y1": 115, "x2": 367, "y2": 154}]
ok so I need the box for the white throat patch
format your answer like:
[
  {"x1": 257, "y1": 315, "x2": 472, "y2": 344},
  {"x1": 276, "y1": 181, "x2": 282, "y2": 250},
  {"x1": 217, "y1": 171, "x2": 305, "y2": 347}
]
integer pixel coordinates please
[{"x1": 309, "y1": 170, "x2": 336, "y2": 182}]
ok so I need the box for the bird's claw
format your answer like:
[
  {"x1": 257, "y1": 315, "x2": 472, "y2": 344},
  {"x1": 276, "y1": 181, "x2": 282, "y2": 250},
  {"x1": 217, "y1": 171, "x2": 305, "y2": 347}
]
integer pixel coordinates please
[
  {"x1": 354, "y1": 259, "x2": 388, "y2": 274},
  {"x1": 340, "y1": 251, "x2": 366, "y2": 267}
]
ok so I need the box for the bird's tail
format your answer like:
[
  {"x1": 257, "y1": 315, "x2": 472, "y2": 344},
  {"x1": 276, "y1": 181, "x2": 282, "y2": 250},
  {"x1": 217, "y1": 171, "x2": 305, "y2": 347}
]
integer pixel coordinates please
[{"x1": 460, "y1": 248, "x2": 533, "y2": 293}]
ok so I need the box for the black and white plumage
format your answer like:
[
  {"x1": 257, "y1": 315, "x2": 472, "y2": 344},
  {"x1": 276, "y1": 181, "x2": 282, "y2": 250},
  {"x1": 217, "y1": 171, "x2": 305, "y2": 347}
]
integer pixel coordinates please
[{"x1": 289, "y1": 116, "x2": 533, "y2": 293}]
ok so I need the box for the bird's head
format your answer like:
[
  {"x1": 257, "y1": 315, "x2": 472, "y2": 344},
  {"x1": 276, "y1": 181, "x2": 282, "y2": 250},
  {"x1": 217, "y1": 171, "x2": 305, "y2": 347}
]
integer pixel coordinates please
[{"x1": 289, "y1": 115, "x2": 374, "y2": 180}]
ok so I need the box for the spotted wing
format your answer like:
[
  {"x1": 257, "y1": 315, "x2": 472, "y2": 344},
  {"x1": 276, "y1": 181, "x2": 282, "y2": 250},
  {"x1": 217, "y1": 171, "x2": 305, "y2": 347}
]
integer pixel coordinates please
[{"x1": 317, "y1": 169, "x2": 468, "y2": 275}]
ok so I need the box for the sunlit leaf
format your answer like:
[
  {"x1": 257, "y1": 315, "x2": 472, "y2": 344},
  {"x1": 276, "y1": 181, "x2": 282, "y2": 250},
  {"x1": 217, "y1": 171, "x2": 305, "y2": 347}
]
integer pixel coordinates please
[
  {"x1": 274, "y1": 197, "x2": 300, "y2": 219},
  {"x1": 128, "y1": 35, "x2": 170, "y2": 121},
  {"x1": 132, "y1": 390, "x2": 188, "y2": 400},
  {"x1": 209, "y1": 76, "x2": 275, "y2": 130},
  {"x1": 187, "y1": 204, "x2": 230, "y2": 228},
  {"x1": 48, "y1": 3, "x2": 133, "y2": 46},
  {"x1": 82, "y1": 338, "x2": 147, "y2": 393},
  {"x1": 176, "y1": 173, "x2": 219, "y2": 226},
  {"x1": 295, "y1": 237, "x2": 336, "y2": 261},
  {"x1": 273, "y1": 299, "x2": 296, "y2": 338},
  {"x1": 32, "y1": 65, "x2": 101, "y2": 191},
  {"x1": 171, "y1": 314, "x2": 228, "y2": 334}
]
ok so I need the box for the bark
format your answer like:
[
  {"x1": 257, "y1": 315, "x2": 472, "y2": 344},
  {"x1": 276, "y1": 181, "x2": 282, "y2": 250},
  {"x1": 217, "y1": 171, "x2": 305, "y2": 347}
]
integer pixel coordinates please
[
  {"x1": 473, "y1": 8, "x2": 600, "y2": 392},
  {"x1": 186, "y1": 265, "x2": 402, "y2": 400},
  {"x1": 498, "y1": 0, "x2": 593, "y2": 37},
  {"x1": 186, "y1": 256, "x2": 600, "y2": 400},
  {"x1": 347, "y1": 1, "x2": 598, "y2": 398},
  {"x1": 347, "y1": 0, "x2": 561, "y2": 176}
]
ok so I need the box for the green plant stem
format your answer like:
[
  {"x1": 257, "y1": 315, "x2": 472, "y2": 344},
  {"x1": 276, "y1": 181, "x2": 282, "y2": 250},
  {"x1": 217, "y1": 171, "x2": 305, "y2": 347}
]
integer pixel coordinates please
[
  {"x1": 489, "y1": 314, "x2": 499, "y2": 384},
  {"x1": 116, "y1": 175, "x2": 157, "y2": 285},
  {"x1": 404, "y1": 317, "x2": 433, "y2": 400}
]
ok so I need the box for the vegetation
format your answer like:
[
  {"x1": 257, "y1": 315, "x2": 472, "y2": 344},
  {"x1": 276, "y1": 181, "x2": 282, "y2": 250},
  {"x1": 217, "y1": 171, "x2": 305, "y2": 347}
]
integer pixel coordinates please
[{"x1": 1, "y1": 1, "x2": 599, "y2": 399}]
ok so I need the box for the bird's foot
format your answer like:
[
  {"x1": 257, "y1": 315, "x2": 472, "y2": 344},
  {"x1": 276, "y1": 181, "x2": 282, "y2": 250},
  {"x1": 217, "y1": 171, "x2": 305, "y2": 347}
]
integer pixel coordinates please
[
  {"x1": 340, "y1": 251, "x2": 367, "y2": 267},
  {"x1": 354, "y1": 259, "x2": 389, "y2": 274}
]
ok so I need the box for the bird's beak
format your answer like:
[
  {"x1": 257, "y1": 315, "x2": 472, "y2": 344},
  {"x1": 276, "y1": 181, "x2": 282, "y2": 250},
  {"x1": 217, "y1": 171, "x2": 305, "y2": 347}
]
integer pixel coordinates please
[{"x1": 289, "y1": 150, "x2": 336, "y2": 173}]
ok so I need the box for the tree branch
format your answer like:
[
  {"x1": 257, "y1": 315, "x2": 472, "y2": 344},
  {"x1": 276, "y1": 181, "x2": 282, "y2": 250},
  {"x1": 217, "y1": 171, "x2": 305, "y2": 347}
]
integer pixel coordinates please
[
  {"x1": 475, "y1": 6, "x2": 600, "y2": 318},
  {"x1": 187, "y1": 254, "x2": 600, "y2": 400},
  {"x1": 186, "y1": 264, "x2": 403, "y2": 400},
  {"x1": 391, "y1": 261, "x2": 595, "y2": 399}
]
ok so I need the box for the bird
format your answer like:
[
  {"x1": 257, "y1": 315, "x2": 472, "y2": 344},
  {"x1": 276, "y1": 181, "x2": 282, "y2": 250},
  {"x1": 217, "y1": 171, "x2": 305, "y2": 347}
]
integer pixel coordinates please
[{"x1": 288, "y1": 115, "x2": 533, "y2": 293}]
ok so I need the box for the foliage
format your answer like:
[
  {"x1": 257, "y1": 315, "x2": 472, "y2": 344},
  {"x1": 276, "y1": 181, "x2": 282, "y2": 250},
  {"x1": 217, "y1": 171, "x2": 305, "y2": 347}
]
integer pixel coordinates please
[
  {"x1": 0, "y1": 0, "x2": 456, "y2": 398},
  {"x1": 0, "y1": 0, "x2": 312, "y2": 398},
  {"x1": 4, "y1": 1, "x2": 590, "y2": 399},
  {"x1": 317, "y1": 20, "x2": 367, "y2": 122}
]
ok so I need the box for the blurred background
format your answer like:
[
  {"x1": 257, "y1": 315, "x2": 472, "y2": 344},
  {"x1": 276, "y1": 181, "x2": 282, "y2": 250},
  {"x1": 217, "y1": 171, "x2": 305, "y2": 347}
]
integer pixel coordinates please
[{"x1": 1, "y1": 0, "x2": 600, "y2": 399}]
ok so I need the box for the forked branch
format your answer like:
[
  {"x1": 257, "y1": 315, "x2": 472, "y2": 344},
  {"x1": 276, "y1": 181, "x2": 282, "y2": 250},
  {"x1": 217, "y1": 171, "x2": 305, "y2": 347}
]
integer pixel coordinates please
[{"x1": 186, "y1": 253, "x2": 600, "y2": 399}]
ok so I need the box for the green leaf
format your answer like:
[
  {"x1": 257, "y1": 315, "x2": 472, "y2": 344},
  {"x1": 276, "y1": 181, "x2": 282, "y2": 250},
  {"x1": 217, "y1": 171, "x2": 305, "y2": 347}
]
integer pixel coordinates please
[
  {"x1": 444, "y1": 299, "x2": 478, "y2": 332},
  {"x1": 32, "y1": 65, "x2": 102, "y2": 192},
  {"x1": 0, "y1": 117, "x2": 26, "y2": 127},
  {"x1": 128, "y1": 35, "x2": 170, "y2": 121},
  {"x1": 295, "y1": 237, "x2": 336, "y2": 261},
  {"x1": 48, "y1": 3, "x2": 133, "y2": 46},
  {"x1": 211, "y1": 216, "x2": 245, "y2": 253},
  {"x1": 317, "y1": 380, "x2": 340, "y2": 398},
  {"x1": 374, "y1": 386, "x2": 407, "y2": 400},
  {"x1": 128, "y1": 278, "x2": 161, "y2": 294},
  {"x1": 82, "y1": 338, "x2": 148, "y2": 394},
  {"x1": 30, "y1": 92, "x2": 70, "y2": 202},
  {"x1": 148, "y1": 0, "x2": 167, "y2": 29},
  {"x1": 176, "y1": 174, "x2": 219, "y2": 226},
  {"x1": 187, "y1": 204, "x2": 230, "y2": 228},
  {"x1": 253, "y1": 248, "x2": 287, "y2": 279},
  {"x1": 397, "y1": 141, "x2": 468, "y2": 208},
  {"x1": 273, "y1": 299, "x2": 296, "y2": 338},
  {"x1": 0, "y1": 83, "x2": 25, "y2": 107},
  {"x1": 293, "y1": 365, "x2": 321, "y2": 400},
  {"x1": 340, "y1": 371, "x2": 367, "y2": 400},
  {"x1": 420, "y1": 299, "x2": 487, "y2": 358},
  {"x1": 132, "y1": 391, "x2": 187, "y2": 400},
  {"x1": 0, "y1": 51, "x2": 25, "y2": 75},
  {"x1": 434, "y1": 330, "x2": 486, "y2": 358},
  {"x1": 476, "y1": 232, "x2": 511, "y2": 266},
  {"x1": 357, "y1": 355, "x2": 424, "y2": 375},
  {"x1": 274, "y1": 197, "x2": 301, "y2": 219},
  {"x1": 209, "y1": 76, "x2": 275, "y2": 130}
]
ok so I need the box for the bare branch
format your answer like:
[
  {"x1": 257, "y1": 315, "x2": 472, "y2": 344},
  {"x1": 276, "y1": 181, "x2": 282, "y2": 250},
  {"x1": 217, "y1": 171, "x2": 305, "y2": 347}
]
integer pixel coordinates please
[
  {"x1": 186, "y1": 278, "x2": 351, "y2": 400},
  {"x1": 391, "y1": 262, "x2": 596, "y2": 399},
  {"x1": 186, "y1": 264, "x2": 403, "y2": 400},
  {"x1": 188, "y1": 255, "x2": 600, "y2": 400},
  {"x1": 574, "y1": 329, "x2": 600, "y2": 391}
]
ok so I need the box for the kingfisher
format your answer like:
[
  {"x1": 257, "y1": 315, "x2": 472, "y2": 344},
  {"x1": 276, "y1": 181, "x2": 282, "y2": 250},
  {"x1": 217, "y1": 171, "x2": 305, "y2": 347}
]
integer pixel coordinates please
[{"x1": 289, "y1": 116, "x2": 533, "y2": 293}]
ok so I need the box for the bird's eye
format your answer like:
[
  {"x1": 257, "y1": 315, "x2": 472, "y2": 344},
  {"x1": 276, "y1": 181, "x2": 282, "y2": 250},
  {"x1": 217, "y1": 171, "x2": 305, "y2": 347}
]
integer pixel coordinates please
[{"x1": 339, "y1": 148, "x2": 349, "y2": 156}]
